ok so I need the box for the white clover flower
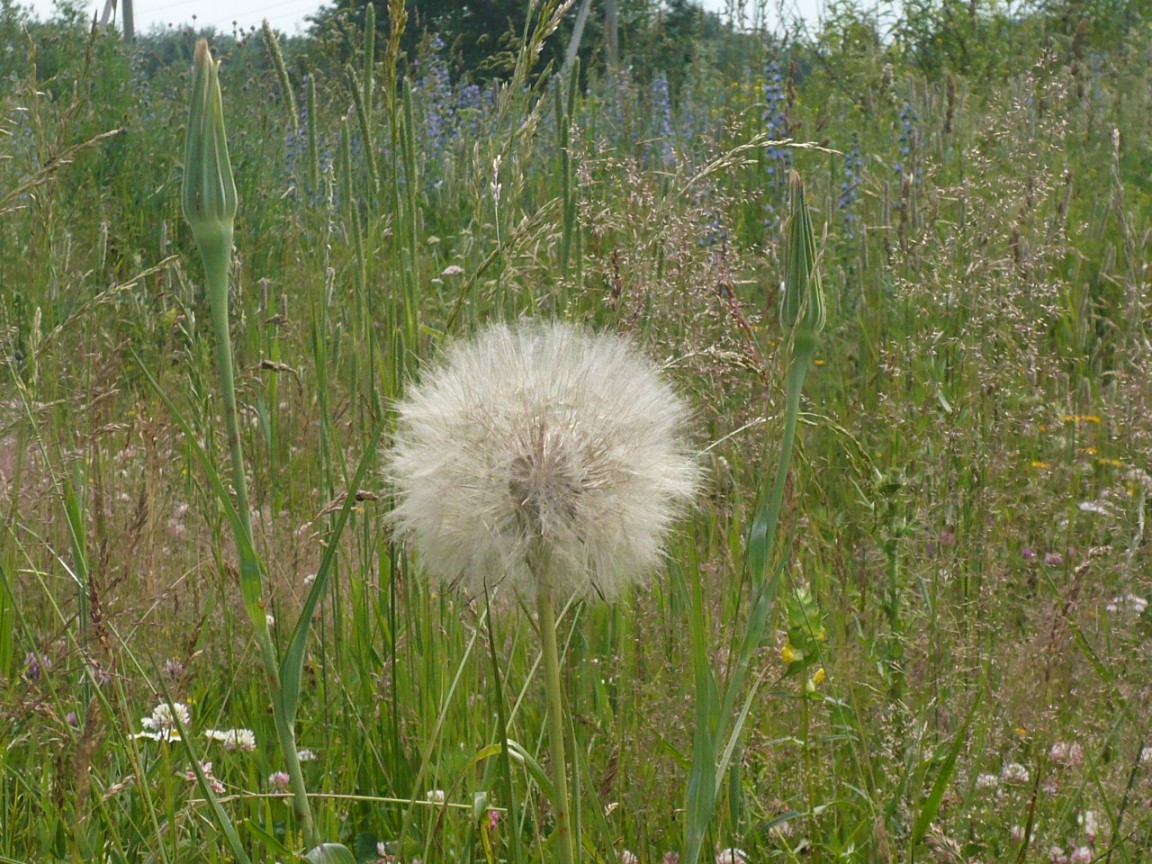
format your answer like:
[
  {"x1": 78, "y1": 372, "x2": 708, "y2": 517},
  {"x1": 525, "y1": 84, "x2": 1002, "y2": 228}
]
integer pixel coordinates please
[
  {"x1": 716, "y1": 849, "x2": 748, "y2": 864},
  {"x1": 268, "y1": 771, "x2": 291, "y2": 789},
  {"x1": 296, "y1": 748, "x2": 318, "y2": 762},
  {"x1": 135, "y1": 701, "x2": 190, "y2": 741},
  {"x1": 1002, "y1": 762, "x2": 1030, "y2": 785},
  {"x1": 975, "y1": 772, "x2": 1000, "y2": 790},
  {"x1": 204, "y1": 728, "x2": 257, "y2": 752},
  {"x1": 385, "y1": 321, "x2": 699, "y2": 603},
  {"x1": 1105, "y1": 593, "x2": 1148, "y2": 614},
  {"x1": 1049, "y1": 741, "x2": 1083, "y2": 767}
]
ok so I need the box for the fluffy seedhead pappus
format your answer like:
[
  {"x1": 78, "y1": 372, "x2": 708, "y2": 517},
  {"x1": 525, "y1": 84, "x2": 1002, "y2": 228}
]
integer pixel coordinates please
[{"x1": 386, "y1": 320, "x2": 699, "y2": 603}]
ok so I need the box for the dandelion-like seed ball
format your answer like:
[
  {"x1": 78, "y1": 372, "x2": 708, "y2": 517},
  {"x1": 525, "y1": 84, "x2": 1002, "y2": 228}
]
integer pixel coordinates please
[{"x1": 385, "y1": 320, "x2": 699, "y2": 603}]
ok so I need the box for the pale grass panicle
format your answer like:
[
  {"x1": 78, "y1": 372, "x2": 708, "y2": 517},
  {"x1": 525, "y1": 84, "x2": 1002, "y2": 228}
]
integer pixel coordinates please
[{"x1": 385, "y1": 320, "x2": 699, "y2": 603}]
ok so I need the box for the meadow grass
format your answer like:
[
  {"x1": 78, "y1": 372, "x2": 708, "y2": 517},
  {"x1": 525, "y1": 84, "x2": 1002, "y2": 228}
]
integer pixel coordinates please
[{"x1": 2, "y1": 5, "x2": 1152, "y2": 862}]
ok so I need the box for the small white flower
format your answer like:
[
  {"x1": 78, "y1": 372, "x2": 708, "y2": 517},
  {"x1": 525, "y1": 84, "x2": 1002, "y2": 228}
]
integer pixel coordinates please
[
  {"x1": 1049, "y1": 741, "x2": 1083, "y2": 767},
  {"x1": 1140, "y1": 746, "x2": 1152, "y2": 765},
  {"x1": 716, "y1": 849, "x2": 748, "y2": 864},
  {"x1": 1077, "y1": 500, "x2": 1113, "y2": 516},
  {"x1": 135, "y1": 702, "x2": 190, "y2": 741},
  {"x1": 1079, "y1": 810, "x2": 1098, "y2": 843},
  {"x1": 1125, "y1": 468, "x2": 1152, "y2": 492},
  {"x1": 204, "y1": 728, "x2": 257, "y2": 752},
  {"x1": 296, "y1": 748, "x2": 318, "y2": 762},
  {"x1": 1105, "y1": 593, "x2": 1147, "y2": 614},
  {"x1": 426, "y1": 789, "x2": 446, "y2": 804},
  {"x1": 1069, "y1": 847, "x2": 1092, "y2": 864},
  {"x1": 1001, "y1": 762, "x2": 1030, "y2": 785},
  {"x1": 620, "y1": 852, "x2": 638, "y2": 864},
  {"x1": 975, "y1": 772, "x2": 1000, "y2": 790},
  {"x1": 268, "y1": 771, "x2": 291, "y2": 789}
]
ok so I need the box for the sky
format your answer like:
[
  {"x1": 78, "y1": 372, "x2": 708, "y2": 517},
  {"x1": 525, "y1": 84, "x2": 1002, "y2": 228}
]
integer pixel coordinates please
[{"x1": 22, "y1": 0, "x2": 828, "y2": 39}]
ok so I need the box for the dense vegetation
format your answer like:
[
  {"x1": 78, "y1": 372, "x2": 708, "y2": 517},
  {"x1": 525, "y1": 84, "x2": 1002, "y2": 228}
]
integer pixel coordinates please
[{"x1": 3, "y1": 0, "x2": 1152, "y2": 860}]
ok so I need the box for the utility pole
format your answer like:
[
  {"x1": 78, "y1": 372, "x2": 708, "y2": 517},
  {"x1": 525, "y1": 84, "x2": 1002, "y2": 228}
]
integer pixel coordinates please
[{"x1": 123, "y1": 0, "x2": 135, "y2": 42}]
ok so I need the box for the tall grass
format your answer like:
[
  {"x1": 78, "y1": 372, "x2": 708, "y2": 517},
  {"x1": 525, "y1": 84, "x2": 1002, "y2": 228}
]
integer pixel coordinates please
[{"x1": 2, "y1": 4, "x2": 1152, "y2": 862}]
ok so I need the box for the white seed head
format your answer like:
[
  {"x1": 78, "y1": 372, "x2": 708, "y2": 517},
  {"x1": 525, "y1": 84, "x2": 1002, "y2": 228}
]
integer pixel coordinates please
[{"x1": 385, "y1": 320, "x2": 698, "y2": 603}]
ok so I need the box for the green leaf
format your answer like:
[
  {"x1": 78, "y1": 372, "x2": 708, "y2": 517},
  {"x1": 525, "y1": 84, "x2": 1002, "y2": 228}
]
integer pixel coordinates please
[
  {"x1": 164, "y1": 690, "x2": 253, "y2": 864},
  {"x1": 911, "y1": 691, "x2": 982, "y2": 847},
  {"x1": 304, "y1": 843, "x2": 357, "y2": 864},
  {"x1": 279, "y1": 420, "x2": 387, "y2": 727}
]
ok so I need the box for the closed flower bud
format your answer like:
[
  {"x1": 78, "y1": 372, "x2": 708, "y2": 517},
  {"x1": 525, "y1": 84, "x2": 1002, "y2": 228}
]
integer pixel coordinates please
[
  {"x1": 780, "y1": 170, "x2": 825, "y2": 338},
  {"x1": 182, "y1": 39, "x2": 237, "y2": 244}
]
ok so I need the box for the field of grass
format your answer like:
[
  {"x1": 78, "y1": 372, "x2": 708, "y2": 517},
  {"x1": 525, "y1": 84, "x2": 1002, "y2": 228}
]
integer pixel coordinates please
[{"x1": 3, "y1": 2, "x2": 1152, "y2": 861}]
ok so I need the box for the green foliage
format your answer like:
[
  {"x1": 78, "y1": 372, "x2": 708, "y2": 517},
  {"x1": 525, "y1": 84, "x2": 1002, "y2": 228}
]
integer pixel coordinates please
[{"x1": 4, "y1": 0, "x2": 1152, "y2": 861}]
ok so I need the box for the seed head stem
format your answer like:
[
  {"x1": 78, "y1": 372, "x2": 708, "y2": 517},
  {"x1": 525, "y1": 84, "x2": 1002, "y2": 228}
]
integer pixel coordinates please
[{"x1": 532, "y1": 546, "x2": 575, "y2": 864}]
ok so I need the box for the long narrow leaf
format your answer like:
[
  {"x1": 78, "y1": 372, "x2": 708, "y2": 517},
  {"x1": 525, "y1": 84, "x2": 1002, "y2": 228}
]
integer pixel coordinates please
[
  {"x1": 164, "y1": 689, "x2": 253, "y2": 864},
  {"x1": 911, "y1": 691, "x2": 983, "y2": 846},
  {"x1": 280, "y1": 419, "x2": 387, "y2": 726}
]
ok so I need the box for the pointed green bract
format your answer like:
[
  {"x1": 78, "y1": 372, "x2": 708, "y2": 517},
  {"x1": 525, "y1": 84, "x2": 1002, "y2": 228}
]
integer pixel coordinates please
[{"x1": 781, "y1": 170, "x2": 826, "y2": 338}]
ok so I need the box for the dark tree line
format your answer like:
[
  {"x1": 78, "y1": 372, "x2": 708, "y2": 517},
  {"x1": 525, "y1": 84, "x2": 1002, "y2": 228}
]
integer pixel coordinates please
[{"x1": 304, "y1": 0, "x2": 725, "y2": 88}]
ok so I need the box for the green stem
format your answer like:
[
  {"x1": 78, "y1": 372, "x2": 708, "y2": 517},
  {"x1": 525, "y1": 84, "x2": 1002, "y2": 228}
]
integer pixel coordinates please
[
  {"x1": 273, "y1": 692, "x2": 317, "y2": 844},
  {"x1": 201, "y1": 231, "x2": 251, "y2": 540},
  {"x1": 198, "y1": 227, "x2": 318, "y2": 850},
  {"x1": 535, "y1": 576, "x2": 574, "y2": 864},
  {"x1": 751, "y1": 332, "x2": 815, "y2": 581},
  {"x1": 799, "y1": 689, "x2": 821, "y2": 864}
]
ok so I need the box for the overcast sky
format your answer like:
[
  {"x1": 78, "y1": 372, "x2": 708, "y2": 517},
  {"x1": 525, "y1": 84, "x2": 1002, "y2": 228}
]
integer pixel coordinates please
[{"x1": 23, "y1": 0, "x2": 828, "y2": 39}]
